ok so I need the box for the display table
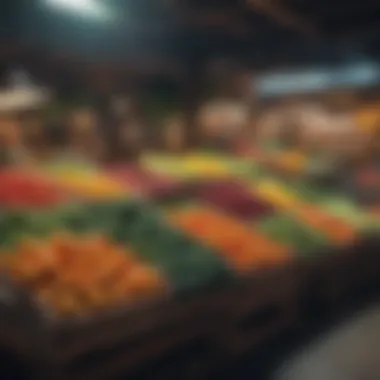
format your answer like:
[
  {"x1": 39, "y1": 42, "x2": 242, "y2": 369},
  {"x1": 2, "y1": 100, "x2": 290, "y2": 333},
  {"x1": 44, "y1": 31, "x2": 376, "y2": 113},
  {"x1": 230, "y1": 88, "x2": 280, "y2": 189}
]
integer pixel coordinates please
[{"x1": 0, "y1": 152, "x2": 380, "y2": 379}]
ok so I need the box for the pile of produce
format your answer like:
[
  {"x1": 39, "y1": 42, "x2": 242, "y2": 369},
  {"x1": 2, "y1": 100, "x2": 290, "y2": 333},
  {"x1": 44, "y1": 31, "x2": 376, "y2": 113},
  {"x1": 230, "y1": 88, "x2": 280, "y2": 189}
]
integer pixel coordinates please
[
  {"x1": 0, "y1": 169, "x2": 70, "y2": 208},
  {"x1": 249, "y1": 178, "x2": 359, "y2": 244},
  {"x1": 291, "y1": 204, "x2": 357, "y2": 245},
  {"x1": 105, "y1": 164, "x2": 178, "y2": 197},
  {"x1": 159, "y1": 174, "x2": 365, "y2": 262},
  {"x1": 1, "y1": 234, "x2": 166, "y2": 316},
  {"x1": 256, "y1": 214, "x2": 327, "y2": 253},
  {"x1": 0, "y1": 199, "x2": 232, "y2": 316},
  {"x1": 0, "y1": 150, "x2": 377, "y2": 320},
  {"x1": 265, "y1": 150, "x2": 308, "y2": 175},
  {"x1": 249, "y1": 178, "x2": 302, "y2": 211},
  {"x1": 141, "y1": 155, "x2": 187, "y2": 179},
  {"x1": 142, "y1": 153, "x2": 254, "y2": 180},
  {"x1": 42, "y1": 163, "x2": 127, "y2": 200},
  {"x1": 169, "y1": 206, "x2": 290, "y2": 274},
  {"x1": 196, "y1": 180, "x2": 274, "y2": 220}
]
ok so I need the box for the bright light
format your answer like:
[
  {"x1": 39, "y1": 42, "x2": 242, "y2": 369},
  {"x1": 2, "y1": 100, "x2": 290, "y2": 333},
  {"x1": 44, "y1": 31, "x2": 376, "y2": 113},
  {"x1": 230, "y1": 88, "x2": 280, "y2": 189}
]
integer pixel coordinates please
[
  {"x1": 44, "y1": 0, "x2": 112, "y2": 21},
  {"x1": 257, "y1": 61, "x2": 380, "y2": 96}
]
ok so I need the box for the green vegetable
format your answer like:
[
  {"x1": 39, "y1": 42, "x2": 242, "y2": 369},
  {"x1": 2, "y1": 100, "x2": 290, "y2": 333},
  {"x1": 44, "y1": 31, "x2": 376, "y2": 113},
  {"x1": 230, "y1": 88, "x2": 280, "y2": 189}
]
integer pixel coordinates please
[{"x1": 257, "y1": 214, "x2": 327, "y2": 254}]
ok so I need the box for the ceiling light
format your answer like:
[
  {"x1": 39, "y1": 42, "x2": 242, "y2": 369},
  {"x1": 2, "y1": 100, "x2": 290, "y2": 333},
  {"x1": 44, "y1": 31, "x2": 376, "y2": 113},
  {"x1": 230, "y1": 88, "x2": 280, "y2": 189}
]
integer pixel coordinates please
[{"x1": 43, "y1": 0, "x2": 112, "y2": 21}]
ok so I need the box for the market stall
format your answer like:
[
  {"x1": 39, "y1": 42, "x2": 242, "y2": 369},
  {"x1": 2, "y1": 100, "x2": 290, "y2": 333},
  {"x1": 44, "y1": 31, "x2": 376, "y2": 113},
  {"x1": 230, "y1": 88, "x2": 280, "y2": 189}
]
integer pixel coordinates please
[
  {"x1": 6, "y1": 0, "x2": 380, "y2": 377},
  {"x1": 0, "y1": 69, "x2": 379, "y2": 376},
  {"x1": 1, "y1": 146, "x2": 380, "y2": 379}
]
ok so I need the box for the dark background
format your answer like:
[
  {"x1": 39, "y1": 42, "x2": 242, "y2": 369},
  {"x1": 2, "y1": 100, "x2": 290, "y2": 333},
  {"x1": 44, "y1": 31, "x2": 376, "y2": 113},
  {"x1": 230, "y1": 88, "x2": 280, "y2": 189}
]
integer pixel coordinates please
[
  {"x1": 2, "y1": 0, "x2": 380, "y2": 116},
  {"x1": 4, "y1": 0, "x2": 380, "y2": 68}
]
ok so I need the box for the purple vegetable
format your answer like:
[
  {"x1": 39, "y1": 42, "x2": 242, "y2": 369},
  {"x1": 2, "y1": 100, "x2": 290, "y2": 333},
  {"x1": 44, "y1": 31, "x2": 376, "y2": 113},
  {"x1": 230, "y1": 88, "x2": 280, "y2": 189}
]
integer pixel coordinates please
[{"x1": 197, "y1": 180, "x2": 274, "y2": 219}]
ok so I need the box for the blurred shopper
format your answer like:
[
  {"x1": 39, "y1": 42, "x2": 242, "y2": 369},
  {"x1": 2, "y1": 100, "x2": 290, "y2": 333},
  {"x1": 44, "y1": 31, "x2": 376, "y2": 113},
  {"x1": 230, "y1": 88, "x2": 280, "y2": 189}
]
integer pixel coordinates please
[
  {"x1": 361, "y1": 122, "x2": 380, "y2": 164},
  {"x1": 198, "y1": 99, "x2": 249, "y2": 151},
  {"x1": 21, "y1": 115, "x2": 53, "y2": 163},
  {"x1": 0, "y1": 116, "x2": 26, "y2": 165},
  {"x1": 66, "y1": 108, "x2": 104, "y2": 164},
  {"x1": 0, "y1": 69, "x2": 51, "y2": 165},
  {"x1": 256, "y1": 105, "x2": 302, "y2": 152},
  {"x1": 255, "y1": 108, "x2": 283, "y2": 150},
  {"x1": 103, "y1": 117, "x2": 144, "y2": 163},
  {"x1": 117, "y1": 119, "x2": 144, "y2": 161},
  {"x1": 163, "y1": 116, "x2": 186, "y2": 153},
  {"x1": 234, "y1": 117, "x2": 259, "y2": 156}
]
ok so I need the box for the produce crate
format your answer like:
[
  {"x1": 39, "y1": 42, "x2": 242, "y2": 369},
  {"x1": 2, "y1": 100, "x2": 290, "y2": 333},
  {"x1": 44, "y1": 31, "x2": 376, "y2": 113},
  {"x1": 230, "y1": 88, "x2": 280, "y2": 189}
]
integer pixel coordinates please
[
  {"x1": 0, "y1": 276, "x2": 56, "y2": 380},
  {"x1": 52, "y1": 289, "x2": 229, "y2": 380},
  {"x1": 215, "y1": 262, "x2": 300, "y2": 356},
  {"x1": 1, "y1": 237, "x2": 379, "y2": 379},
  {"x1": 0, "y1": 264, "x2": 302, "y2": 379},
  {"x1": 0, "y1": 274, "x2": 230, "y2": 380},
  {"x1": 2, "y1": 170, "x2": 380, "y2": 380},
  {"x1": 348, "y1": 235, "x2": 380, "y2": 289},
  {"x1": 0, "y1": 198, "x2": 235, "y2": 379},
  {"x1": 255, "y1": 213, "x2": 380, "y2": 315},
  {"x1": 296, "y1": 236, "x2": 380, "y2": 317},
  {"x1": 165, "y1": 205, "x2": 301, "y2": 356},
  {"x1": 253, "y1": 209, "x2": 360, "y2": 315}
]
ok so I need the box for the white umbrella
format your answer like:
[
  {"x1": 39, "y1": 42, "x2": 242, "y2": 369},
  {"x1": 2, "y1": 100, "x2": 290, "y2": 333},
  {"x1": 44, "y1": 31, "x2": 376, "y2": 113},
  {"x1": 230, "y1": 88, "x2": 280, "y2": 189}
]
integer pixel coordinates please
[{"x1": 0, "y1": 68, "x2": 51, "y2": 113}]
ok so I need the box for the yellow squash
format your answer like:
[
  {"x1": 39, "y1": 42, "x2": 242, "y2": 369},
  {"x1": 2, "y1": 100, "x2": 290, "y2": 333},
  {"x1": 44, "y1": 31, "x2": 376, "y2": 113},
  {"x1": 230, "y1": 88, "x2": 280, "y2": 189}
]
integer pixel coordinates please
[
  {"x1": 252, "y1": 179, "x2": 301, "y2": 210},
  {"x1": 53, "y1": 169, "x2": 127, "y2": 199},
  {"x1": 179, "y1": 154, "x2": 231, "y2": 178}
]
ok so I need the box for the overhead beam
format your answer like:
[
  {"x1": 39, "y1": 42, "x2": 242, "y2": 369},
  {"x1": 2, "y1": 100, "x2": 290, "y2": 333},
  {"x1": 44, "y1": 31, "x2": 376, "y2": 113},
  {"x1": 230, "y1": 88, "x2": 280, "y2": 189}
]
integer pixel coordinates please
[
  {"x1": 186, "y1": 9, "x2": 251, "y2": 36},
  {"x1": 165, "y1": 0, "x2": 319, "y2": 37},
  {"x1": 246, "y1": 0, "x2": 319, "y2": 36},
  {"x1": 305, "y1": 1, "x2": 380, "y2": 16},
  {"x1": 163, "y1": 0, "x2": 253, "y2": 36}
]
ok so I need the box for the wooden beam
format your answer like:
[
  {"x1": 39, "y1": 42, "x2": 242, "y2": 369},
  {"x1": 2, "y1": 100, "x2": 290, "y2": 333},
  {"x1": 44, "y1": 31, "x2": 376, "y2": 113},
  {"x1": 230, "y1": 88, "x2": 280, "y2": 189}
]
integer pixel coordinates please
[
  {"x1": 309, "y1": 0, "x2": 380, "y2": 16},
  {"x1": 246, "y1": 0, "x2": 319, "y2": 36},
  {"x1": 186, "y1": 9, "x2": 251, "y2": 35},
  {"x1": 163, "y1": 0, "x2": 253, "y2": 36}
]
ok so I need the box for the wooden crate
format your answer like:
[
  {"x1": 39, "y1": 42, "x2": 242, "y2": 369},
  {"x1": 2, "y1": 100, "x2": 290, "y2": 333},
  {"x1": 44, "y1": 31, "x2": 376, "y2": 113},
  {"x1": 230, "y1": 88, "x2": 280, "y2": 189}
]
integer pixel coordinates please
[
  {"x1": 215, "y1": 262, "x2": 301, "y2": 356},
  {"x1": 0, "y1": 274, "x2": 228, "y2": 380},
  {"x1": 0, "y1": 275, "x2": 59, "y2": 380},
  {"x1": 299, "y1": 238, "x2": 380, "y2": 315},
  {"x1": 2, "y1": 238, "x2": 377, "y2": 379},
  {"x1": 299, "y1": 250, "x2": 354, "y2": 313},
  {"x1": 349, "y1": 236, "x2": 380, "y2": 287},
  {"x1": 51, "y1": 288, "x2": 229, "y2": 380},
  {"x1": 0, "y1": 261, "x2": 301, "y2": 378},
  {"x1": 58, "y1": 328, "x2": 217, "y2": 380}
]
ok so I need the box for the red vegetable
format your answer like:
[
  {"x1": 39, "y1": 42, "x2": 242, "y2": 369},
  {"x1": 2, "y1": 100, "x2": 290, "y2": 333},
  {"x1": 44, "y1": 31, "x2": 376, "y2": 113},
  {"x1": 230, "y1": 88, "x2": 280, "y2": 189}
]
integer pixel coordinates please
[
  {"x1": 0, "y1": 169, "x2": 70, "y2": 208},
  {"x1": 197, "y1": 181, "x2": 273, "y2": 219}
]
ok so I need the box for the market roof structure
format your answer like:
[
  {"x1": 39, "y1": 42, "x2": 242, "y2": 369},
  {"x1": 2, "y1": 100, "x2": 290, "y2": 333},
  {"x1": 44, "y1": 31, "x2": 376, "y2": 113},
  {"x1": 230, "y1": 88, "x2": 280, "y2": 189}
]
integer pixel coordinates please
[{"x1": 1, "y1": 0, "x2": 380, "y2": 73}]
